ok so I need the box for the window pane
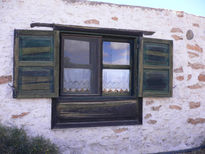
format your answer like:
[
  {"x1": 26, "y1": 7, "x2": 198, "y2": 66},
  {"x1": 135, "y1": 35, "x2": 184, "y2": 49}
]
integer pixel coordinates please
[
  {"x1": 64, "y1": 68, "x2": 91, "y2": 93},
  {"x1": 103, "y1": 69, "x2": 130, "y2": 95},
  {"x1": 103, "y1": 41, "x2": 130, "y2": 65},
  {"x1": 64, "y1": 39, "x2": 90, "y2": 65}
]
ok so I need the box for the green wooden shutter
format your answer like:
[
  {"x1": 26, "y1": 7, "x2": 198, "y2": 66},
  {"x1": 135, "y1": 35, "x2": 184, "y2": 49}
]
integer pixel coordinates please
[
  {"x1": 138, "y1": 37, "x2": 173, "y2": 97},
  {"x1": 13, "y1": 30, "x2": 59, "y2": 98}
]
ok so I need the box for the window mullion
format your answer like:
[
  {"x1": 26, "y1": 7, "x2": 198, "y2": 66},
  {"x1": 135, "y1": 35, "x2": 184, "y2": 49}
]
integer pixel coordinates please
[
  {"x1": 103, "y1": 64, "x2": 131, "y2": 69},
  {"x1": 64, "y1": 64, "x2": 92, "y2": 69}
]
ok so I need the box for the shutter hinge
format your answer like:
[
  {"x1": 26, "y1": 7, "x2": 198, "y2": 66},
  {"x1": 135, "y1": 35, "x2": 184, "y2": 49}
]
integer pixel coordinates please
[
  {"x1": 136, "y1": 37, "x2": 141, "y2": 50},
  {"x1": 8, "y1": 83, "x2": 16, "y2": 98},
  {"x1": 14, "y1": 30, "x2": 19, "y2": 38}
]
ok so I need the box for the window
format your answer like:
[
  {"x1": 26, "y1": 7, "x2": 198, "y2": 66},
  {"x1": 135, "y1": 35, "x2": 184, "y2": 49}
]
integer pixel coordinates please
[
  {"x1": 61, "y1": 36, "x2": 135, "y2": 97},
  {"x1": 61, "y1": 35, "x2": 100, "y2": 95},
  {"x1": 102, "y1": 40, "x2": 132, "y2": 96},
  {"x1": 13, "y1": 25, "x2": 172, "y2": 128}
]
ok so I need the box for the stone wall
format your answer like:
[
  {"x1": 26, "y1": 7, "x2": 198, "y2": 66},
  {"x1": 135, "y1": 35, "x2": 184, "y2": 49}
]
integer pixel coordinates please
[{"x1": 1, "y1": 0, "x2": 205, "y2": 153}]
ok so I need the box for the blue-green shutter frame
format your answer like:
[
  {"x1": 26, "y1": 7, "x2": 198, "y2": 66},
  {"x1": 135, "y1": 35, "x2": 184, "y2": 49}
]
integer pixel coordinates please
[
  {"x1": 138, "y1": 37, "x2": 173, "y2": 97},
  {"x1": 13, "y1": 30, "x2": 59, "y2": 98}
]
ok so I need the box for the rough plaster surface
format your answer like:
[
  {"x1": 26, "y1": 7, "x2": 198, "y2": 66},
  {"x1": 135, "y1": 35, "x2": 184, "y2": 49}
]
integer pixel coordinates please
[{"x1": 1, "y1": 0, "x2": 205, "y2": 153}]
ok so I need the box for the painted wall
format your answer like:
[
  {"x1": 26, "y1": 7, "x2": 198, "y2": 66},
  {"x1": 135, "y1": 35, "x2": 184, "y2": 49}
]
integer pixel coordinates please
[{"x1": 1, "y1": 0, "x2": 205, "y2": 153}]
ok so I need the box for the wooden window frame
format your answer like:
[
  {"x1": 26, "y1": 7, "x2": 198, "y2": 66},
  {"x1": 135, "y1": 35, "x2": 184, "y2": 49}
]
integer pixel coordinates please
[
  {"x1": 58, "y1": 32, "x2": 139, "y2": 101},
  {"x1": 60, "y1": 34, "x2": 101, "y2": 96},
  {"x1": 102, "y1": 37, "x2": 134, "y2": 97}
]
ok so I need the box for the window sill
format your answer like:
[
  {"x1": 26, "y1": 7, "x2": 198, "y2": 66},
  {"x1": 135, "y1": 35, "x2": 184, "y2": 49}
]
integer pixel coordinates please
[
  {"x1": 55, "y1": 95, "x2": 137, "y2": 102},
  {"x1": 52, "y1": 119, "x2": 141, "y2": 129}
]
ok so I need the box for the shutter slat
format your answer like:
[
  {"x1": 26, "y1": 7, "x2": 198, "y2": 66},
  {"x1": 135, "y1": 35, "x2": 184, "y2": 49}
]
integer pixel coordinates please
[
  {"x1": 22, "y1": 76, "x2": 51, "y2": 83},
  {"x1": 13, "y1": 30, "x2": 59, "y2": 98},
  {"x1": 22, "y1": 47, "x2": 50, "y2": 55},
  {"x1": 21, "y1": 83, "x2": 51, "y2": 90}
]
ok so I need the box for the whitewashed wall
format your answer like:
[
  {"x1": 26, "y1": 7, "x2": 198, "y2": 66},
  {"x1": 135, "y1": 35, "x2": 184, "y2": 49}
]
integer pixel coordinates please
[{"x1": 1, "y1": 0, "x2": 205, "y2": 153}]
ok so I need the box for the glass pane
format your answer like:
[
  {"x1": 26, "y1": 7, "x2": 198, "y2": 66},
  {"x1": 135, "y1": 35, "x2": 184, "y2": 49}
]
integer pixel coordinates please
[
  {"x1": 63, "y1": 68, "x2": 91, "y2": 93},
  {"x1": 64, "y1": 39, "x2": 90, "y2": 65},
  {"x1": 103, "y1": 69, "x2": 130, "y2": 95},
  {"x1": 103, "y1": 41, "x2": 130, "y2": 65}
]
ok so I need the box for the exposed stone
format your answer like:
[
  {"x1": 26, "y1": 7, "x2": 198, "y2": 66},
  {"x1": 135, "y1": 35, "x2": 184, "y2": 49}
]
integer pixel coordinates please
[
  {"x1": 187, "y1": 118, "x2": 205, "y2": 125},
  {"x1": 188, "y1": 51, "x2": 199, "y2": 58},
  {"x1": 113, "y1": 128, "x2": 128, "y2": 133},
  {"x1": 176, "y1": 11, "x2": 184, "y2": 17},
  {"x1": 186, "y1": 30, "x2": 194, "y2": 40},
  {"x1": 187, "y1": 83, "x2": 203, "y2": 89},
  {"x1": 176, "y1": 76, "x2": 184, "y2": 81},
  {"x1": 146, "y1": 100, "x2": 154, "y2": 105},
  {"x1": 111, "y1": 16, "x2": 118, "y2": 21},
  {"x1": 122, "y1": 137, "x2": 129, "y2": 140},
  {"x1": 186, "y1": 44, "x2": 203, "y2": 53},
  {"x1": 144, "y1": 113, "x2": 152, "y2": 119},
  {"x1": 169, "y1": 105, "x2": 182, "y2": 110},
  {"x1": 0, "y1": 75, "x2": 12, "y2": 84},
  {"x1": 11, "y1": 112, "x2": 30, "y2": 119},
  {"x1": 189, "y1": 102, "x2": 200, "y2": 109},
  {"x1": 152, "y1": 105, "x2": 162, "y2": 111},
  {"x1": 198, "y1": 73, "x2": 205, "y2": 82},
  {"x1": 102, "y1": 135, "x2": 119, "y2": 140},
  {"x1": 172, "y1": 35, "x2": 183, "y2": 40},
  {"x1": 170, "y1": 28, "x2": 183, "y2": 33},
  {"x1": 188, "y1": 62, "x2": 205, "y2": 69},
  {"x1": 187, "y1": 74, "x2": 192, "y2": 81},
  {"x1": 147, "y1": 120, "x2": 157, "y2": 124},
  {"x1": 84, "y1": 19, "x2": 100, "y2": 25},
  {"x1": 174, "y1": 67, "x2": 183, "y2": 73},
  {"x1": 193, "y1": 23, "x2": 199, "y2": 27}
]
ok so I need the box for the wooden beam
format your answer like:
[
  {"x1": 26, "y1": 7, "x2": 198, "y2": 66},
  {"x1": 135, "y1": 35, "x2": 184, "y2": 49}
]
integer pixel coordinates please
[{"x1": 30, "y1": 22, "x2": 155, "y2": 36}]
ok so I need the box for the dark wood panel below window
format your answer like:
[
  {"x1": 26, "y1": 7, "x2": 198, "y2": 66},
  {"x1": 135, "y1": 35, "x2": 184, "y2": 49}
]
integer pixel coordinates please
[{"x1": 52, "y1": 98, "x2": 142, "y2": 128}]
